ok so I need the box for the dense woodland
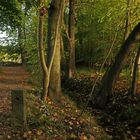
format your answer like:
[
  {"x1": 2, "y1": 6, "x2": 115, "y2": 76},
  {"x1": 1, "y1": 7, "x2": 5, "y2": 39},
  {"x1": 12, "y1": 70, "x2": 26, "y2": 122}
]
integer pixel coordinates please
[{"x1": 0, "y1": 0, "x2": 140, "y2": 139}]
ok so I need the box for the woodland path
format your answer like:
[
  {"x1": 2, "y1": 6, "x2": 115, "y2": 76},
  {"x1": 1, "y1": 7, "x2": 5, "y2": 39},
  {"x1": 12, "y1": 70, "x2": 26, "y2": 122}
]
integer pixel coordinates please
[{"x1": 0, "y1": 65, "x2": 33, "y2": 139}]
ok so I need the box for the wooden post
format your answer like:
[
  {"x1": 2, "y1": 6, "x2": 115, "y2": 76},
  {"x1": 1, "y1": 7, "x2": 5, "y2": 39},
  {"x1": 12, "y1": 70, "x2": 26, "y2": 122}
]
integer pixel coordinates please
[{"x1": 11, "y1": 90, "x2": 26, "y2": 129}]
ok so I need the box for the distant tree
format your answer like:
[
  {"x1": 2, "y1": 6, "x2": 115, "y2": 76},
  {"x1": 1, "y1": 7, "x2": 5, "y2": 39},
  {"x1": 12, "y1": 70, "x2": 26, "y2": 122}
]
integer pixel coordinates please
[
  {"x1": 123, "y1": 0, "x2": 132, "y2": 41},
  {"x1": 68, "y1": 0, "x2": 76, "y2": 78}
]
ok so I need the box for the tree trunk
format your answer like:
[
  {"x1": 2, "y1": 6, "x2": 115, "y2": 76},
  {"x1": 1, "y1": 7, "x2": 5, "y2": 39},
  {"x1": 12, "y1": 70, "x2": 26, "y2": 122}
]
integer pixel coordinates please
[
  {"x1": 47, "y1": 0, "x2": 65, "y2": 102},
  {"x1": 94, "y1": 23, "x2": 140, "y2": 108},
  {"x1": 18, "y1": 28, "x2": 22, "y2": 62},
  {"x1": 123, "y1": 0, "x2": 132, "y2": 41},
  {"x1": 61, "y1": 36, "x2": 68, "y2": 74},
  {"x1": 68, "y1": 0, "x2": 76, "y2": 78},
  {"x1": 38, "y1": 0, "x2": 48, "y2": 99},
  {"x1": 22, "y1": 25, "x2": 27, "y2": 65},
  {"x1": 17, "y1": 3, "x2": 26, "y2": 65},
  {"x1": 130, "y1": 47, "x2": 140, "y2": 95},
  {"x1": 18, "y1": 27, "x2": 26, "y2": 64}
]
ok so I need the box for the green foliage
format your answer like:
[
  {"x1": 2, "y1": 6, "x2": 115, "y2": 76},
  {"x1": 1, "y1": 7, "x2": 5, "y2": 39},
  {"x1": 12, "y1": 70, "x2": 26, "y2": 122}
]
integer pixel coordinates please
[
  {"x1": 0, "y1": 0, "x2": 23, "y2": 29},
  {"x1": 0, "y1": 42, "x2": 21, "y2": 62},
  {"x1": 75, "y1": 0, "x2": 140, "y2": 68},
  {"x1": 21, "y1": 6, "x2": 41, "y2": 80},
  {"x1": 25, "y1": 92, "x2": 111, "y2": 139}
]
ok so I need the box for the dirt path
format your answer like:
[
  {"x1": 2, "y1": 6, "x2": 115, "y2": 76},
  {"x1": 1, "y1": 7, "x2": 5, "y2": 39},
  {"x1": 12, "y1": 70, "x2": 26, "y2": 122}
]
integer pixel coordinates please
[{"x1": 0, "y1": 65, "x2": 33, "y2": 139}]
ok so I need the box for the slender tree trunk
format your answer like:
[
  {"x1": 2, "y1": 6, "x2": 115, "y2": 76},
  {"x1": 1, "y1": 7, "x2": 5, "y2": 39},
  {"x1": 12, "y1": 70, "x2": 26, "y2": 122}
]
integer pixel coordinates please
[
  {"x1": 47, "y1": 0, "x2": 65, "y2": 102},
  {"x1": 61, "y1": 36, "x2": 68, "y2": 73},
  {"x1": 94, "y1": 23, "x2": 140, "y2": 108},
  {"x1": 130, "y1": 47, "x2": 140, "y2": 95},
  {"x1": 38, "y1": 0, "x2": 48, "y2": 99},
  {"x1": 123, "y1": 0, "x2": 132, "y2": 41},
  {"x1": 18, "y1": 27, "x2": 22, "y2": 62},
  {"x1": 68, "y1": 0, "x2": 76, "y2": 78},
  {"x1": 18, "y1": 27, "x2": 26, "y2": 64},
  {"x1": 22, "y1": 24, "x2": 27, "y2": 65},
  {"x1": 39, "y1": 0, "x2": 64, "y2": 101},
  {"x1": 18, "y1": 2, "x2": 27, "y2": 65}
]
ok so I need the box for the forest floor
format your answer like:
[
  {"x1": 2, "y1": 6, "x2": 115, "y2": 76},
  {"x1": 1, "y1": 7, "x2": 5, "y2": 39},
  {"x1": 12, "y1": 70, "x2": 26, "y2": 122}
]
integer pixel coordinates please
[
  {"x1": 1, "y1": 64, "x2": 140, "y2": 140},
  {"x1": 0, "y1": 64, "x2": 110, "y2": 140},
  {"x1": 0, "y1": 64, "x2": 33, "y2": 139},
  {"x1": 63, "y1": 72, "x2": 140, "y2": 140}
]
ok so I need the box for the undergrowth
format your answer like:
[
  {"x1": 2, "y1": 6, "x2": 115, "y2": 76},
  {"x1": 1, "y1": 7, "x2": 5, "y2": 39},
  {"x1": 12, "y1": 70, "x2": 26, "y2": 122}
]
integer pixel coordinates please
[
  {"x1": 25, "y1": 92, "x2": 111, "y2": 140},
  {"x1": 62, "y1": 72, "x2": 140, "y2": 139}
]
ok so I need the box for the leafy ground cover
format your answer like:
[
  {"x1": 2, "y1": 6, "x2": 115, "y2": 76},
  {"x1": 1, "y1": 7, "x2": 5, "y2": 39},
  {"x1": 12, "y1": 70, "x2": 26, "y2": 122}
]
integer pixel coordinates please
[
  {"x1": 25, "y1": 94, "x2": 110, "y2": 140},
  {"x1": 1, "y1": 64, "x2": 140, "y2": 140},
  {"x1": 62, "y1": 73, "x2": 140, "y2": 140},
  {"x1": 0, "y1": 65, "x2": 110, "y2": 140},
  {"x1": 0, "y1": 65, "x2": 33, "y2": 140}
]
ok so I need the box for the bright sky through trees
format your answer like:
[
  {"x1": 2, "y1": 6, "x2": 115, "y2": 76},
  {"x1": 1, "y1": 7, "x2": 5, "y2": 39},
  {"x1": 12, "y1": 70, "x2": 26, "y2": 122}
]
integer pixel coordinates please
[
  {"x1": 0, "y1": 32, "x2": 7, "y2": 45},
  {"x1": 0, "y1": 32, "x2": 7, "y2": 38}
]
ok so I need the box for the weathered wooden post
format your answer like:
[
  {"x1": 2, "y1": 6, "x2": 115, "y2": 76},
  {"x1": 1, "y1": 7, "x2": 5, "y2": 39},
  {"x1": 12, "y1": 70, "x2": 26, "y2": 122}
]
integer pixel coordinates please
[{"x1": 11, "y1": 90, "x2": 26, "y2": 129}]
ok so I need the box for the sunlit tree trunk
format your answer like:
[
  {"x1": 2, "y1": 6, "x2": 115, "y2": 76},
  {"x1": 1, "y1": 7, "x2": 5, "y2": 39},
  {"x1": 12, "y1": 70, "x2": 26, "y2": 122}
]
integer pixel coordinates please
[
  {"x1": 38, "y1": 0, "x2": 65, "y2": 101},
  {"x1": 38, "y1": 0, "x2": 48, "y2": 99},
  {"x1": 94, "y1": 23, "x2": 140, "y2": 108},
  {"x1": 18, "y1": 27, "x2": 26, "y2": 64},
  {"x1": 18, "y1": 2, "x2": 27, "y2": 65},
  {"x1": 47, "y1": 0, "x2": 65, "y2": 102},
  {"x1": 18, "y1": 28, "x2": 22, "y2": 62},
  {"x1": 123, "y1": 0, "x2": 132, "y2": 41},
  {"x1": 22, "y1": 18, "x2": 27, "y2": 65},
  {"x1": 68, "y1": 0, "x2": 76, "y2": 78}
]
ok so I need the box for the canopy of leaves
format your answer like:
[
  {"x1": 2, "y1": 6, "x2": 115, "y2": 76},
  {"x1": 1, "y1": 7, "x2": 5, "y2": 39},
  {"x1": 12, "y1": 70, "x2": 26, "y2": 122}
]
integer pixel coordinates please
[
  {"x1": 0, "y1": 0, "x2": 23, "y2": 29},
  {"x1": 75, "y1": 0, "x2": 140, "y2": 67}
]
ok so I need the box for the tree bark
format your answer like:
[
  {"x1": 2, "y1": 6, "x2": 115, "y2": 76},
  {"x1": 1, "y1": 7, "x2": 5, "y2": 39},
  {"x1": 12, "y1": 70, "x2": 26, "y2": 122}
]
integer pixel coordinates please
[
  {"x1": 18, "y1": 27, "x2": 26, "y2": 64},
  {"x1": 130, "y1": 47, "x2": 140, "y2": 95},
  {"x1": 94, "y1": 22, "x2": 140, "y2": 108},
  {"x1": 47, "y1": 0, "x2": 65, "y2": 102},
  {"x1": 68, "y1": 0, "x2": 76, "y2": 78},
  {"x1": 123, "y1": 0, "x2": 132, "y2": 41},
  {"x1": 18, "y1": 2, "x2": 27, "y2": 65},
  {"x1": 38, "y1": 0, "x2": 49, "y2": 99},
  {"x1": 18, "y1": 27, "x2": 22, "y2": 62},
  {"x1": 61, "y1": 36, "x2": 68, "y2": 74}
]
